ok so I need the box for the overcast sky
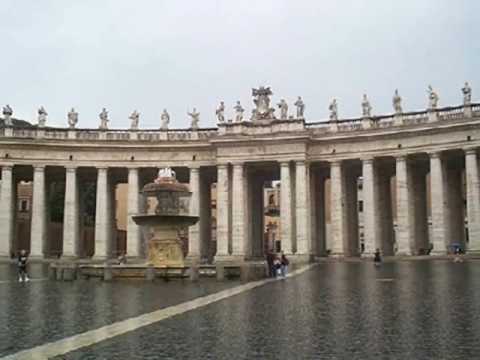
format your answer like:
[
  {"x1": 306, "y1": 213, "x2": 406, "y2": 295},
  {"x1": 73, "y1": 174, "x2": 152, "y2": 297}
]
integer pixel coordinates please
[{"x1": 1, "y1": 0, "x2": 478, "y2": 128}]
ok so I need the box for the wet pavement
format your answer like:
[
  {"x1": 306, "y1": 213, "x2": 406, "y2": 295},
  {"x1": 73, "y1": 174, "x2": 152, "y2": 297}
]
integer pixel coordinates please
[
  {"x1": 2, "y1": 261, "x2": 480, "y2": 359},
  {"x1": 0, "y1": 263, "x2": 239, "y2": 358}
]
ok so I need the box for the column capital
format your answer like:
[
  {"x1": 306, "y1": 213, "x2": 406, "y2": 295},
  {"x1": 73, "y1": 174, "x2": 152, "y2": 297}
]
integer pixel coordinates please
[
  {"x1": 329, "y1": 159, "x2": 342, "y2": 167},
  {"x1": 0, "y1": 164, "x2": 13, "y2": 171},
  {"x1": 294, "y1": 159, "x2": 309, "y2": 167},
  {"x1": 231, "y1": 162, "x2": 244, "y2": 169},
  {"x1": 361, "y1": 157, "x2": 374, "y2": 164},
  {"x1": 464, "y1": 148, "x2": 478, "y2": 156},
  {"x1": 395, "y1": 154, "x2": 408, "y2": 162},
  {"x1": 189, "y1": 165, "x2": 200, "y2": 171},
  {"x1": 97, "y1": 166, "x2": 109, "y2": 172},
  {"x1": 279, "y1": 161, "x2": 291, "y2": 167},
  {"x1": 428, "y1": 151, "x2": 442, "y2": 159},
  {"x1": 217, "y1": 163, "x2": 229, "y2": 170},
  {"x1": 33, "y1": 164, "x2": 46, "y2": 171}
]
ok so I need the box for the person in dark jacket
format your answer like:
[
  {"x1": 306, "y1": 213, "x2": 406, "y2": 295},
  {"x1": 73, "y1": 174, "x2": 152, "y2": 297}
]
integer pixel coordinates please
[
  {"x1": 373, "y1": 248, "x2": 382, "y2": 266},
  {"x1": 17, "y1": 249, "x2": 29, "y2": 282},
  {"x1": 266, "y1": 251, "x2": 275, "y2": 277}
]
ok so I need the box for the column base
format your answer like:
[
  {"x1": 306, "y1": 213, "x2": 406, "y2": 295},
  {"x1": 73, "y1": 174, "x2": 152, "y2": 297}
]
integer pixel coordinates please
[
  {"x1": 185, "y1": 254, "x2": 201, "y2": 265},
  {"x1": 285, "y1": 254, "x2": 313, "y2": 264},
  {"x1": 214, "y1": 254, "x2": 245, "y2": 265}
]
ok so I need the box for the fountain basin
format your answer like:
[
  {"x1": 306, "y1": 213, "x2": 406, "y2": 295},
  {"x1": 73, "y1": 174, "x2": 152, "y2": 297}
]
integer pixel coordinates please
[{"x1": 133, "y1": 214, "x2": 199, "y2": 267}]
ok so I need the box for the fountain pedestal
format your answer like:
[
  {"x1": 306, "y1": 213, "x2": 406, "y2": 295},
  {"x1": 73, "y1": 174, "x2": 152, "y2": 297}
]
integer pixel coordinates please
[{"x1": 132, "y1": 170, "x2": 199, "y2": 268}]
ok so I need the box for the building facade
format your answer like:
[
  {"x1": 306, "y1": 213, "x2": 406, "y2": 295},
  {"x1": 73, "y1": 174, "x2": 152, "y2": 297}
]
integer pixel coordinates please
[{"x1": 0, "y1": 90, "x2": 479, "y2": 262}]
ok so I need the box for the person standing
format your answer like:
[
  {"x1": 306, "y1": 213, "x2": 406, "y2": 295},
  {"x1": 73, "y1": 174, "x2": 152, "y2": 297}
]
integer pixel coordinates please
[
  {"x1": 17, "y1": 249, "x2": 29, "y2": 282},
  {"x1": 280, "y1": 253, "x2": 289, "y2": 277},
  {"x1": 266, "y1": 251, "x2": 274, "y2": 277},
  {"x1": 373, "y1": 248, "x2": 382, "y2": 267}
]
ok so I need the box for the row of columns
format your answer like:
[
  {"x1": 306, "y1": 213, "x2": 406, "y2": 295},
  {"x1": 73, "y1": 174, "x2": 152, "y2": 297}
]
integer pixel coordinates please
[
  {"x1": 1, "y1": 148, "x2": 480, "y2": 259},
  {"x1": 0, "y1": 166, "x2": 142, "y2": 258}
]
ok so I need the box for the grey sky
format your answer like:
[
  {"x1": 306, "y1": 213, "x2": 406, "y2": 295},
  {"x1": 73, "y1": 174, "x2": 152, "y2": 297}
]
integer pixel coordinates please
[{"x1": 1, "y1": 0, "x2": 478, "y2": 128}]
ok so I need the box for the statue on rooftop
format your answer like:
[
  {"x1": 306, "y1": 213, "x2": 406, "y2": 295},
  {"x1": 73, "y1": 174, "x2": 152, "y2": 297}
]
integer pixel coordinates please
[
  {"x1": 188, "y1": 108, "x2": 200, "y2": 129},
  {"x1": 393, "y1": 89, "x2": 402, "y2": 114},
  {"x1": 362, "y1": 94, "x2": 372, "y2": 117},
  {"x1": 251, "y1": 86, "x2": 275, "y2": 120},
  {"x1": 462, "y1": 82, "x2": 472, "y2": 105},
  {"x1": 294, "y1": 96, "x2": 305, "y2": 119},
  {"x1": 67, "y1": 108, "x2": 78, "y2": 128},
  {"x1": 37, "y1": 106, "x2": 48, "y2": 127},
  {"x1": 2, "y1": 104, "x2": 13, "y2": 126},
  {"x1": 99, "y1": 108, "x2": 109, "y2": 129},
  {"x1": 215, "y1": 101, "x2": 225, "y2": 123},
  {"x1": 428, "y1": 85, "x2": 439, "y2": 110},
  {"x1": 161, "y1": 109, "x2": 170, "y2": 130},
  {"x1": 277, "y1": 99, "x2": 288, "y2": 120},
  {"x1": 234, "y1": 101, "x2": 244, "y2": 122},
  {"x1": 329, "y1": 98, "x2": 338, "y2": 121},
  {"x1": 129, "y1": 110, "x2": 140, "y2": 130}
]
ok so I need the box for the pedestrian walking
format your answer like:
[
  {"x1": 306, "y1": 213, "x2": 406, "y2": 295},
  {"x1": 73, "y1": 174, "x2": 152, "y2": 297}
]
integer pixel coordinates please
[{"x1": 17, "y1": 249, "x2": 30, "y2": 282}]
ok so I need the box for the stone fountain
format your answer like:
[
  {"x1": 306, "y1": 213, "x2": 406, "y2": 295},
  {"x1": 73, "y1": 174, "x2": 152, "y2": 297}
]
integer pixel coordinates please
[{"x1": 133, "y1": 168, "x2": 199, "y2": 267}]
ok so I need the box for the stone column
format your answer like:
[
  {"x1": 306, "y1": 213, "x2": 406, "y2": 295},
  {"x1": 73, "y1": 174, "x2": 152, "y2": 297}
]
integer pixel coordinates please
[
  {"x1": 330, "y1": 161, "x2": 346, "y2": 255},
  {"x1": 465, "y1": 149, "x2": 480, "y2": 253},
  {"x1": 231, "y1": 163, "x2": 247, "y2": 258},
  {"x1": 30, "y1": 165, "x2": 47, "y2": 257},
  {"x1": 215, "y1": 164, "x2": 230, "y2": 258},
  {"x1": 295, "y1": 160, "x2": 311, "y2": 258},
  {"x1": 429, "y1": 152, "x2": 449, "y2": 254},
  {"x1": 94, "y1": 167, "x2": 111, "y2": 258},
  {"x1": 362, "y1": 158, "x2": 379, "y2": 255},
  {"x1": 280, "y1": 161, "x2": 293, "y2": 254},
  {"x1": 0, "y1": 166, "x2": 14, "y2": 257},
  {"x1": 126, "y1": 167, "x2": 141, "y2": 258},
  {"x1": 187, "y1": 167, "x2": 201, "y2": 262},
  {"x1": 395, "y1": 156, "x2": 414, "y2": 255},
  {"x1": 63, "y1": 166, "x2": 79, "y2": 257}
]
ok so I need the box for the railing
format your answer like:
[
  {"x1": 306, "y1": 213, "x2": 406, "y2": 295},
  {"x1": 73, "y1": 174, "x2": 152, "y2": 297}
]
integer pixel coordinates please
[
  {"x1": 44, "y1": 129, "x2": 68, "y2": 139},
  {"x1": 401, "y1": 111, "x2": 429, "y2": 126},
  {"x1": 0, "y1": 103, "x2": 478, "y2": 142},
  {"x1": 438, "y1": 105, "x2": 465, "y2": 121}
]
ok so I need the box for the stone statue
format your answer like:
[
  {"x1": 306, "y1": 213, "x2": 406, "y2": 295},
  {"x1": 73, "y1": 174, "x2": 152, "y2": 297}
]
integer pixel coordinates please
[
  {"x1": 99, "y1": 108, "x2": 109, "y2": 129},
  {"x1": 2, "y1": 104, "x2": 13, "y2": 126},
  {"x1": 277, "y1": 99, "x2": 288, "y2": 120},
  {"x1": 161, "y1": 109, "x2": 170, "y2": 130},
  {"x1": 462, "y1": 81, "x2": 472, "y2": 105},
  {"x1": 37, "y1": 106, "x2": 48, "y2": 127},
  {"x1": 362, "y1": 94, "x2": 372, "y2": 117},
  {"x1": 393, "y1": 89, "x2": 402, "y2": 114},
  {"x1": 251, "y1": 86, "x2": 275, "y2": 120},
  {"x1": 428, "y1": 85, "x2": 439, "y2": 109},
  {"x1": 215, "y1": 101, "x2": 225, "y2": 123},
  {"x1": 234, "y1": 101, "x2": 244, "y2": 122},
  {"x1": 294, "y1": 96, "x2": 305, "y2": 119},
  {"x1": 329, "y1": 98, "x2": 338, "y2": 121},
  {"x1": 67, "y1": 108, "x2": 78, "y2": 128},
  {"x1": 157, "y1": 167, "x2": 176, "y2": 180},
  {"x1": 129, "y1": 110, "x2": 140, "y2": 130},
  {"x1": 188, "y1": 108, "x2": 200, "y2": 129}
]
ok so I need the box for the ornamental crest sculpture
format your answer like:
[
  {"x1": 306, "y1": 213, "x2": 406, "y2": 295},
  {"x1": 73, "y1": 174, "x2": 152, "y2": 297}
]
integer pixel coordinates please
[{"x1": 251, "y1": 86, "x2": 275, "y2": 121}]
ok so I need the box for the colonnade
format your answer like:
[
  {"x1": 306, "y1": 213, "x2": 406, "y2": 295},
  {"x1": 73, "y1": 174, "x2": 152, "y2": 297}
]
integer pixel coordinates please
[{"x1": 0, "y1": 147, "x2": 479, "y2": 261}]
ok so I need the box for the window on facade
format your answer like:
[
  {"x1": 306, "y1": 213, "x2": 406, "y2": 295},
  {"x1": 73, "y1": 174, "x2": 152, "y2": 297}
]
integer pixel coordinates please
[{"x1": 358, "y1": 200, "x2": 363, "y2": 212}]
